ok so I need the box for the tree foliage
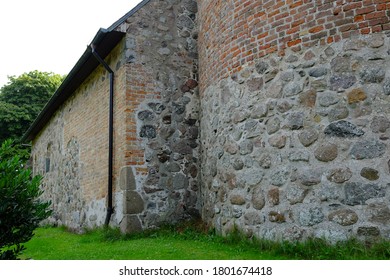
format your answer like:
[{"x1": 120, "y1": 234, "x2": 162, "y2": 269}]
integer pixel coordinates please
[
  {"x1": 0, "y1": 140, "x2": 51, "y2": 259},
  {"x1": 0, "y1": 70, "x2": 63, "y2": 142}
]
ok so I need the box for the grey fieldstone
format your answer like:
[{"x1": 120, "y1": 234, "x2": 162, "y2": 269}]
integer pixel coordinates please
[
  {"x1": 266, "y1": 117, "x2": 281, "y2": 134},
  {"x1": 173, "y1": 173, "x2": 189, "y2": 190},
  {"x1": 120, "y1": 215, "x2": 143, "y2": 234},
  {"x1": 183, "y1": 0, "x2": 198, "y2": 13},
  {"x1": 138, "y1": 110, "x2": 155, "y2": 121},
  {"x1": 289, "y1": 150, "x2": 310, "y2": 162},
  {"x1": 299, "y1": 206, "x2": 324, "y2": 226},
  {"x1": 232, "y1": 110, "x2": 250, "y2": 123},
  {"x1": 328, "y1": 209, "x2": 358, "y2": 226},
  {"x1": 258, "y1": 153, "x2": 272, "y2": 169},
  {"x1": 270, "y1": 167, "x2": 290, "y2": 186},
  {"x1": 255, "y1": 61, "x2": 269, "y2": 74},
  {"x1": 284, "y1": 82, "x2": 302, "y2": 96},
  {"x1": 324, "y1": 120, "x2": 364, "y2": 138},
  {"x1": 239, "y1": 169, "x2": 264, "y2": 186},
  {"x1": 280, "y1": 70, "x2": 294, "y2": 82},
  {"x1": 309, "y1": 68, "x2": 328, "y2": 77},
  {"x1": 124, "y1": 191, "x2": 144, "y2": 214},
  {"x1": 285, "y1": 55, "x2": 298, "y2": 63},
  {"x1": 120, "y1": 166, "x2": 136, "y2": 191},
  {"x1": 287, "y1": 185, "x2": 308, "y2": 205},
  {"x1": 371, "y1": 116, "x2": 390, "y2": 133},
  {"x1": 177, "y1": 15, "x2": 195, "y2": 30},
  {"x1": 327, "y1": 168, "x2": 352, "y2": 183},
  {"x1": 318, "y1": 92, "x2": 340, "y2": 107},
  {"x1": 148, "y1": 102, "x2": 166, "y2": 114},
  {"x1": 247, "y1": 77, "x2": 264, "y2": 92},
  {"x1": 252, "y1": 188, "x2": 265, "y2": 210},
  {"x1": 251, "y1": 104, "x2": 268, "y2": 118},
  {"x1": 277, "y1": 100, "x2": 292, "y2": 113},
  {"x1": 244, "y1": 211, "x2": 262, "y2": 225},
  {"x1": 360, "y1": 67, "x2": 385, "y2": 83},
  {"x1": 314, "y1": 143, "x2": 338, "y2": 162},
  {"x1": 239, "y1": 139, "x2": 254, "y2": 155},
  {"x1": 140, "y1": 125, "x2": 157, "y2": 139},
  {"x1": 328, "y1": 106, "x2": 349, "y2": 122},
  {"x1": 299, "y1": 168, "x2": 322, "y2": 186},
  {"x1": 232, "y1": 157, "x2": 244, "y2": 170},
  {"x1": 368, "y1": 203, "x2": 390, "y2": 224},
  {"x1": 269, "y1": 134, "x2": 287, "y2": 149},
  {"x1": 350, "y1": 139, "x2": 386, "y2": 160},
  {"x1": 232, "y1": 205, "x2": 242, "y2": 219},
  {"x1": 264, "y1": 69, "x2": 279, "y2": 83},
  {"x1": 287, "y1": 112, "x2": 304, "y2": 130},
  {"x1": 383, "y1": 79, "x2": 390, "y2": 95},
  {"x1": 330, "y1": 74, "x2": 357, "y2": 91},
  {"x1": 225, "y1": 141, "x2": 239, "y2": 155},
  {"x1": 298, "y1": 128, "x2": 319, "y2": 147},
  {"x1": 331, "y1": 56, "x2": 350, "y2": 73},
  {"x1": 344, "y1": 182, "x2": 386, "y2": 205}
]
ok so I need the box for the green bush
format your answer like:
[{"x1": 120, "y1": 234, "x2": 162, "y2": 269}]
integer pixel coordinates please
[{"x1": 0, "y1": 140, "x2": 51, "y2": 259}]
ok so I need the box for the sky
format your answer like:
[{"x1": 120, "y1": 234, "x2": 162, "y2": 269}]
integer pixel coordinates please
[{"x1": 0, "y1": 0, "x2": 142, "y2": 88}]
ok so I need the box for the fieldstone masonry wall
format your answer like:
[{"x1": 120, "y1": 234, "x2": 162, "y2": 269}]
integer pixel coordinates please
[
  {"x1": 200, "y1": 32, "x2": 390, "y2": 243},
  {"x1": 199, "y1": 0, "x2": 390, "y2": 242},
  {"x1": 116, "y1": 0, "x2": 200, "y2": 232},
  {"x1": 32, "y1": 0, "x2": 390, "y2": 242}
]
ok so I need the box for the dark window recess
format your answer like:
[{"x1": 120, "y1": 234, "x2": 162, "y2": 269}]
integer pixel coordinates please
[{"x1": 45, "y1": 158, "x2": 50, "y2": 173}]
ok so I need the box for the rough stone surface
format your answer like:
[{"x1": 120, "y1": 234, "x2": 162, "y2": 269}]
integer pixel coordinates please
[
  {"x1": 328, "y1": 209, "x2": 358, "y2": 226},
  {"x1": 327, "y1": 168, "x2": 352, "y2": 183},
  {"x1": 350, "y1": 139, "x2": 386, "y2": 160},
  {"x1": 298, "y1": 128, "x2": 319, "y2": 147},
  {"x1": 360, "y1": 168, "x2": 379, "y2": 181},
  {"x1": 299, "y1": 206, "x2": 324, "y2": 226},
  {"x1": 344, "y1": 182, "x2": 386, "y2": 205},
  {"x1": 368, "y1": 203, "x2": 390, "y2": 224},
  {"x1": 252, "y1": 189, "x2": 265, "y2": 210},
  {"x1": 31, "y1": 1, "x2": 390, "y2": 245},
  {"x1": 347, "y1": 88, "x2": 367, "y2": 104},
  {"x1": 324, "y1": 121, "x2": 364, "y2": 138},
  {"x1": 314, "y1": 143, "x2": 338, "y2": 162},
  {"x1": 371, "y1": 116, "x2": 390, "y2": 133}
]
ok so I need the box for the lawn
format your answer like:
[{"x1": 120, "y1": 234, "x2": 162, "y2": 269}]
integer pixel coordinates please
[{"x1": 21, "y1": 226, "x2": 390, "y2": 260}]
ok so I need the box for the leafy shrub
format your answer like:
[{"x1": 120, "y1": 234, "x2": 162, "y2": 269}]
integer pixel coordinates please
[{"x1": 0, "y1": 140, "x2": 51, "y2": 259}]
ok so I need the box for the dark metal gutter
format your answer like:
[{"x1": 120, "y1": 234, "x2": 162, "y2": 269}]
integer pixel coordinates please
[{"x1": 90, "y1": 46, "x2": 115, "y2": 227}]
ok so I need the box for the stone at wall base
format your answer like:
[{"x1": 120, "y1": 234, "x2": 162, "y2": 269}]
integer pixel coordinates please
[{"x1": 120, "y1": 214, "x2": 143, "y2": 234}]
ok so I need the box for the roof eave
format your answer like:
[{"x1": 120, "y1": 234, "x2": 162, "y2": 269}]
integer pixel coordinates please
[{"x1": 22, "y1": 28, "x2": 125, "y2": 142}]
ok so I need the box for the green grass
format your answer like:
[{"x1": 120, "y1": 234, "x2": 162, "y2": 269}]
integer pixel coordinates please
[{"x1": 21, "y1": 225, "x2": 390, "y2": 260}]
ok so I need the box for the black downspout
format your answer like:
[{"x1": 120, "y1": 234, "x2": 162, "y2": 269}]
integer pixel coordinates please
[{"x1": 91, "y1": 45, "x2": 114, "y2": 227}]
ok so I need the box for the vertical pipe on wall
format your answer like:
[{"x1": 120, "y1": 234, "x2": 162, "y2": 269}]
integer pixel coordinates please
[{"x1": 90, "y1": 45, "x2": 114, "y2": 227}]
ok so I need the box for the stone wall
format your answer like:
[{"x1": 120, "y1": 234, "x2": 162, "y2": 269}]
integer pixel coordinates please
[
  {"x1": 32, "y1": 42, "x2": 127, "y2": 231},
  {"x1": 200, "y1": 34, "x2": 390, "y2": 243},
  {"x1": 199, "y1": 0, "x2": 390, "y2": 242},
  {"x1": 199, "y1": 0, "x2": 390, "y2": 91},
  {"x1": 115, "y1": 0, "x2": 200, "y2": 232},
  {"x1": 32, "y1": 0, "x2": 200, "y2": 233}
]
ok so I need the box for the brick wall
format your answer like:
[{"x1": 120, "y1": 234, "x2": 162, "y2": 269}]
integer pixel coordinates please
[
  {"x1": 32, "y1": 42, "x2": 127, "y2": 230},
  {"x1": 199, "y1": 0, "x2": 390, "y2": 92}
]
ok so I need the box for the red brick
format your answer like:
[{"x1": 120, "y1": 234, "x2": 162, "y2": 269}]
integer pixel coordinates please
[
  {"x1": 309, "y1": 25, "x2": 324, "y2": 33},
  {"x1": 356, "y1": 6, "x2": 376, "y2": 15},
  {"x1": 287, "y1": 38, "x2": 302, "y2": 47}
]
